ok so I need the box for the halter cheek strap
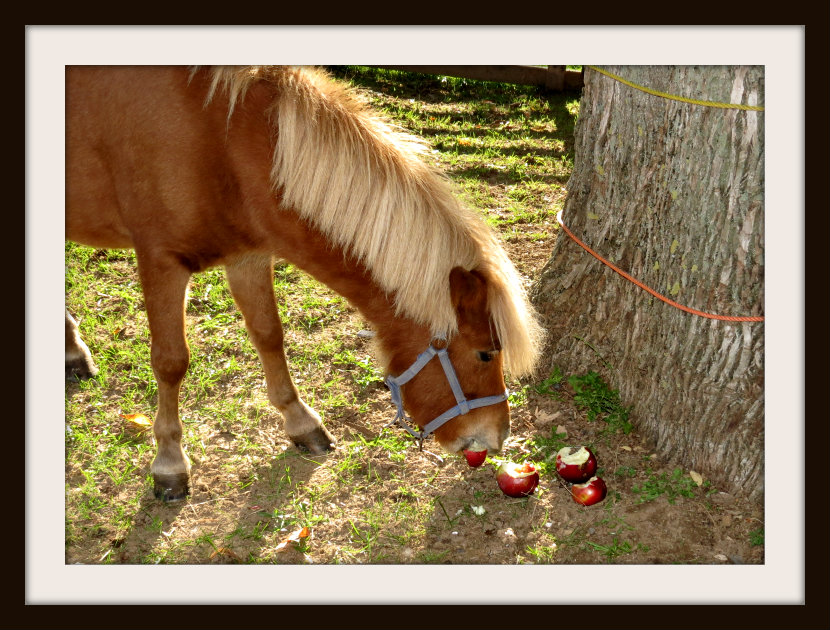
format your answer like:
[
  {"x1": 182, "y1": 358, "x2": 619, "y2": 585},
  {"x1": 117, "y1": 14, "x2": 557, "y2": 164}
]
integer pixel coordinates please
[{"x1": 385, "y1": 338, "x2": 509, "y2": 450}]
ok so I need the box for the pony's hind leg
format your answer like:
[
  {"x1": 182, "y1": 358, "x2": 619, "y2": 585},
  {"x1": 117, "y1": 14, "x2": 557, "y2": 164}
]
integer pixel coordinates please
[
  {"x1": 137, "y1": 253, "x2": 193, "y2": 502},
  {"x1": 65, "y1": 310, "x2": 98, "y2": 380},
  {"x1": 225, "y1": 256, "x2": 335, "y2": 455}
]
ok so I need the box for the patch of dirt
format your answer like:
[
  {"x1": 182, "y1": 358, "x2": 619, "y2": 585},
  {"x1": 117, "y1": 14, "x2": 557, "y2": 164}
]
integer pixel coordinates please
[
  {"x1": 65, "y1": 231, "x2": 763, "y2": 567},
  {"x1": 67, "y1": 379, "x2": 763, "y2": 567}
]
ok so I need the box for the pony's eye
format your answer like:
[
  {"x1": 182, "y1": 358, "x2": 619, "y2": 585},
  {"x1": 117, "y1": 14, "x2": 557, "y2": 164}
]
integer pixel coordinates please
[{"x1": 477, "y1": 350, "x2": 493, "y2": 363}]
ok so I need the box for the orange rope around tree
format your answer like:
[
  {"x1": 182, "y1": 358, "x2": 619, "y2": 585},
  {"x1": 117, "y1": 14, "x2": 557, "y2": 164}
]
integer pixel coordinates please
[{"x1": 556, "y1": 211, "x2": 764, "y2": 323}]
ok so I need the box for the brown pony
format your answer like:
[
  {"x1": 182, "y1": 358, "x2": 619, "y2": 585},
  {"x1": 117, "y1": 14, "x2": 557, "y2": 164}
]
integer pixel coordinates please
[{"x1": 66, "y1": 66, "x2": 542, "y2": 502}]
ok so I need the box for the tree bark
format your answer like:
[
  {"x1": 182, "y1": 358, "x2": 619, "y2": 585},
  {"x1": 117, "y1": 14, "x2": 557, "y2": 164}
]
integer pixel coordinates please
[{"x1": 532, "y1": 66, "x2": 764, "y2": 501}]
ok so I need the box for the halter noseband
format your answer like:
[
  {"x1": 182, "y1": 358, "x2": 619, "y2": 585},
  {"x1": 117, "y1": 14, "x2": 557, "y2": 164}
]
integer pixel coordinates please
[{"x1": 385, "y1": 336, "x2": 509, "y2": 450}]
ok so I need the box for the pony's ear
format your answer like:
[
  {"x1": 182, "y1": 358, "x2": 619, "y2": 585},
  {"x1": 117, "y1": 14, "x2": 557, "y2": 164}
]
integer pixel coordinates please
[{"x1": 449, "y1": 266, "x2": 488, "y2": 314}]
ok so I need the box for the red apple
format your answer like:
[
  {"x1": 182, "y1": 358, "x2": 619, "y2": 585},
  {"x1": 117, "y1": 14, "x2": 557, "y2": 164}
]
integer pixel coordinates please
[
  {"x1": 463, "y1": 449, "x2": 488, "y2": 468},
  {"x1": 496, "y1": 462, "x2": 540, "y2": 498},
  {"x1": 555, "y1": 446, "x2": 598, "y2": 484},
  {"x1": 570, "y1": 476, "x2": 607, "y2": 506}
]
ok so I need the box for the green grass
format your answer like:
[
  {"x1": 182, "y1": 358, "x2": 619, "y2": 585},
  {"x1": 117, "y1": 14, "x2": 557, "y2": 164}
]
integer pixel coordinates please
[
  {"x1": 520, "y1": 430, "x2": 570, "y2": 476},
  {"x1": 614, "y1": 465, "x2": 638, "y2": 478},
  {"x1": 533, "y1": 367, "x2": 632, "y2": 435},
  {"x1": 631, "y1": 468, "x2": 715, "y2": 505},
  {"x1": 525, "y1": 536, "x2": 558, "y2": 564},
  {"x1": 533, "y1": 365, "x2": 566, "y2": 398},
  {"x1": 583, "y1": 537, "x2": 649, "y2": 561},
  {"x1": 568, "y1": 371, "x2": 633, "y2": 435},
  {"x1": 329, "y1": 66, "x2": 578, "y2": 245}
]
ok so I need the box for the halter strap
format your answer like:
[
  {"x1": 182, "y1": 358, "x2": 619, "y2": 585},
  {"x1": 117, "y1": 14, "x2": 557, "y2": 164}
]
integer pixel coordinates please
[{"x1": 385, "y1": 338, "x2": 509, "y2": 450}]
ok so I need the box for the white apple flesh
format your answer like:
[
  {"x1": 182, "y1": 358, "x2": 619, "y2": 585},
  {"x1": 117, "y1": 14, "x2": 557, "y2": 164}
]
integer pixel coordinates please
[{"x1": 555, "y1": 446, "x2": 598, "y2": 484}]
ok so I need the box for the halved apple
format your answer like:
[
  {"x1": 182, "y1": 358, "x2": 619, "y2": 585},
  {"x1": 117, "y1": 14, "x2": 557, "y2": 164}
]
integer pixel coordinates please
[
  {"x1": 570, "y1": 476, "x2": 607, "y2": 506},
  {"x1": 496, "y1": 462, "x2": 540, "y2": 498},
  {"x1": 555, "y1": 446, "x2": 598, "y2": 484}
]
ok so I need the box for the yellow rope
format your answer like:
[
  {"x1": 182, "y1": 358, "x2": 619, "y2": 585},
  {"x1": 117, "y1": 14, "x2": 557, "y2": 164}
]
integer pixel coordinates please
[{"x1": 587, "y1": 66, "x2": 765, "y2": 112}]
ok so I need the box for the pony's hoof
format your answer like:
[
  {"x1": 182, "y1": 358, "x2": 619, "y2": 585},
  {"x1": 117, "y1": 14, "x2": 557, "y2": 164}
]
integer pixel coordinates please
[
  {"x1": 65, "y1": 356, "x2": 99, "y2": 381},
  {"x1": 153, "y1": 473, "x2": 190, "y2": 503},
  {"x1": 291, "y1": 427, "x2": 336, "y2": 455}
]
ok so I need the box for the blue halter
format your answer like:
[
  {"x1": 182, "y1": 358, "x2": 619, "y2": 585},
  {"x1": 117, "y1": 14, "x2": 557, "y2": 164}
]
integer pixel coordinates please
[{"x1": 385, "y1": 337, "x2": 509, "y2": 450}]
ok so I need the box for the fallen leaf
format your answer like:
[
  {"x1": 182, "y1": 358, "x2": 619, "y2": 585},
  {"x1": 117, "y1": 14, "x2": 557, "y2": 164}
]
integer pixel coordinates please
[
  {"x1": 534, "y1": 409, "x2": 560, "y2": 426},
  {"x1": 210, "y1": 547, "x2": 240, "y2": 562},
  {"x1": 122, "y1": 413, "x2": 153, "y2": 434},
  {"x1": 555, "y1": 425, "x2": 568, "y2": 435},
  {"x1": 689, "y1": 470, "x2": 704, "y2": 486},
  {"x1": 620, "y1": 445, "x2": 632, "y2": 451},
  {"x1": 274, "y1": 527, "x2": 311, "y2": 553},
  {"x1": 122, "y1": 412, "x2": 152, "y2": 423}
]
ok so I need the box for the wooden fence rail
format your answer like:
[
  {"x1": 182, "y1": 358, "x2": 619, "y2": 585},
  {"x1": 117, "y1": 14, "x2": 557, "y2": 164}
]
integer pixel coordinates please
[{"x1": 374, "y1": 65, "x2": 584, "y2": 91}]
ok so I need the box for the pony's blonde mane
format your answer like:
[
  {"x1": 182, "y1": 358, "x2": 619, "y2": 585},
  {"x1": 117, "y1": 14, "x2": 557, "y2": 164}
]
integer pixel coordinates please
[{"x1": 201, "y1": 66, "x2": 542, "y2": 376}]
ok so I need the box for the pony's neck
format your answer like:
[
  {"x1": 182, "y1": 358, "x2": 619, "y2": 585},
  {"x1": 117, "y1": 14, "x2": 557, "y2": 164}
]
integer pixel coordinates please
[{"x1": 268, "y1": 209, "x2": 430, "y2": 352}]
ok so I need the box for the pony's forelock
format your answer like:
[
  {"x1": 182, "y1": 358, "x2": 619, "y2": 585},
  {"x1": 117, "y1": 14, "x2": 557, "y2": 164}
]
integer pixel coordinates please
[{"x1": 201, "y1": 66, "x2": 542, "y2": 377}]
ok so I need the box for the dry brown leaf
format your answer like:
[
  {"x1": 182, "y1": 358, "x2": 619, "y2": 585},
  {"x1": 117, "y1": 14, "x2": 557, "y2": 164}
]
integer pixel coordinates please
[
  {"x1": 274, "y1": 527, "x2": 311, "y2": 553},
  {"x1": 534, "y1": 409, "x2": 560, "y2": 426},
  {"x1": 210, "y1": 547, "x2": 240, "y2": 562},
  {"x1": 689, "y1": 470, "x2": 704, "y2": 487}
]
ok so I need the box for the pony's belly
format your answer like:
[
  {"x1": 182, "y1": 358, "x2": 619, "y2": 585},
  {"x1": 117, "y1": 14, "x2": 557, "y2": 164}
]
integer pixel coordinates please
[
  {"x1": 66, "y1": 141, "x2": 135, "y2": 249},
  {"x1": 66, "y1": 205, "x2": 135, "y2": 250}
]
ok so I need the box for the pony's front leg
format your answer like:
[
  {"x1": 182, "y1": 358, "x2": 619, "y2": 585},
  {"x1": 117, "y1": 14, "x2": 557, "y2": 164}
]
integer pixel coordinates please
[
  {"x1": 65, "y1": 310, "x2": 98, "y2": 380},
  {"x1": 226, "y1": 257, "x2": 335, "y2": 454},
  {"x1": 138, "y1": 254, "x2": 193, "y2": 502}
]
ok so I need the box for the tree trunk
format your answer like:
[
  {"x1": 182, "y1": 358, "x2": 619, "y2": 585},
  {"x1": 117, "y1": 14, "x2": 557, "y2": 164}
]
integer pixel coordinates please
[{"x1": 532, "y1": 66, "x2": 765, "y2": 501}]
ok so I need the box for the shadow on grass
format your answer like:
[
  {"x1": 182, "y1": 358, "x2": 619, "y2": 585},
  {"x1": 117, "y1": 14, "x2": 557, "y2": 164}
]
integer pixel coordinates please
[{"x1": 105, "y1": 446, "x2": 329, "y2": 564}]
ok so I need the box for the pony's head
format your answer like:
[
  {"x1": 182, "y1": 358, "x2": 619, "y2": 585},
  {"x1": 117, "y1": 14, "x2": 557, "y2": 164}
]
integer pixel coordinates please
[
  {"x1": 380, "y1": 266, "x2": 519, "y2": 454},
  {"x1": 201, "y1": 66, "x2": 543, "y2": 453}
]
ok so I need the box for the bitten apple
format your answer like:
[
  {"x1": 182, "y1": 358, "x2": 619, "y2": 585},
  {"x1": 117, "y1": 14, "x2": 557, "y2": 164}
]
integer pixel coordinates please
[
  {"x1": 496, "y1": 462, "x2": 540, "y2": 498},
  {"x1": 463, "y1": 449, "x2": 488, "y2": 468},
  {"x1": 555, "y1": 446, "x2": 598, "y2": 484},
  {"x1": 570, "y1": 476, "x2": 607, "y2": 506}
]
